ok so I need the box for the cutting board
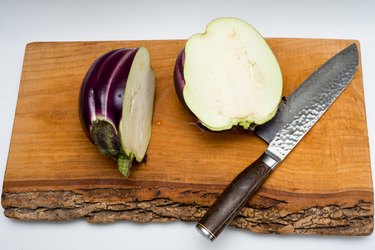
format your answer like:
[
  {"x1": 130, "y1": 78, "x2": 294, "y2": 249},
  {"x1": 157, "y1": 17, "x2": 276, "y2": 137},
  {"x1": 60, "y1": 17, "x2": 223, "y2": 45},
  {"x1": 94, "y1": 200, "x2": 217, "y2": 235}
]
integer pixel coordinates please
[{"x1": 2, "y1": 38, "x2": 373, "y2": 236}]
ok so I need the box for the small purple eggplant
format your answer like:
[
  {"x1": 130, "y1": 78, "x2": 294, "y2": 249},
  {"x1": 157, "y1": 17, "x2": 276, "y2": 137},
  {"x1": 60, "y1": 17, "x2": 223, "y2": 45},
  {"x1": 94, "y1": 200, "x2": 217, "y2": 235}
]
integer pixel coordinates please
[
  {"x1": 79, "y1": 47, "x2": 155, "y2": 177},
  {"x1": 174, "y1": 17, "x2": 282, "y2": 131}
]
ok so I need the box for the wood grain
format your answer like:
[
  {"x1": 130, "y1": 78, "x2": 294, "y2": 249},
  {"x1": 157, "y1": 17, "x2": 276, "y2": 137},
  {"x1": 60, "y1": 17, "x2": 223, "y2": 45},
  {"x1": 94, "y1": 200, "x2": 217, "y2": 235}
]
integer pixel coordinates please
[{"x1": 1, "y1": 38, "x2": 373, "y2": 236}]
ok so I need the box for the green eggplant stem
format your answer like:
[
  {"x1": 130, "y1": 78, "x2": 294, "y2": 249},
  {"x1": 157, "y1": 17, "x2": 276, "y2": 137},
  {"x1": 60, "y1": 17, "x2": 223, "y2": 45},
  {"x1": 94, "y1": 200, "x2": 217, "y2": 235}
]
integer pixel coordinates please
[{"x1": 118, "y1": 154, "x2": 133, "y2": 177}]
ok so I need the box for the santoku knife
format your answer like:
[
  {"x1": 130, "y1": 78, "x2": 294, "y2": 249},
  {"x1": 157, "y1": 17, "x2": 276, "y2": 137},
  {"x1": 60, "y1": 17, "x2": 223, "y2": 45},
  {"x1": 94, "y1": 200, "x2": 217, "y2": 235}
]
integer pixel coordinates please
[{"x1": 196, "y1": 43, "x2": 359, "y2": 241}]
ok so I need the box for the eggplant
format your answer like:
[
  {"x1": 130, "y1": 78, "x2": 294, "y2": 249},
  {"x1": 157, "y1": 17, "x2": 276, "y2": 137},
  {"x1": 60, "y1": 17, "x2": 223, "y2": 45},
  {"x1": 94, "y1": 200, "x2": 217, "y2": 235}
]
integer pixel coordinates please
[
  {"x1": 174, "y1": 17, "x2": 282, "y2": 131},
  {"x1": 79, "y1": 47, "x2": 155, "y2": 177}
]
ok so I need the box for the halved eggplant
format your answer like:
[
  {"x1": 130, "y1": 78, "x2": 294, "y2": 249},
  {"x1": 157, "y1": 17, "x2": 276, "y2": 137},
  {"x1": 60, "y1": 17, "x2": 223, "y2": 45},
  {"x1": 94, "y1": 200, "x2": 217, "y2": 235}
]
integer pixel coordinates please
[
  {"x1": 79, "y1": 47, "x2": 155, "y2": 177},
  {"x1": 174, "y1": 17, "x2": 282, "y2": 131}
]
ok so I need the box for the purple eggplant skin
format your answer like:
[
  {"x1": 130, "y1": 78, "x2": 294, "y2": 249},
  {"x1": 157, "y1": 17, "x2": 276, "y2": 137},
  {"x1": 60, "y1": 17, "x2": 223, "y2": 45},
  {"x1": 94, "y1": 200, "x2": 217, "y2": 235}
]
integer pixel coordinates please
[
  {"x1": 173, "y1": 49, "x2": 186, "y2": 107},
  {"x1": 79, "y1": 48, "x2": 138, "y2": 176}
]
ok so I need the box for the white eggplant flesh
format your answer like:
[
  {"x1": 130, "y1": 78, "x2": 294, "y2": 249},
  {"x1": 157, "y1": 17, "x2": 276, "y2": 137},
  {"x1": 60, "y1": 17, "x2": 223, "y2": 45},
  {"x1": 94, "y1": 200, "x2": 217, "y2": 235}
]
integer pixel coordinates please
[{"x1": 174, "y1": 17, "x2": 282, "y2": 131}]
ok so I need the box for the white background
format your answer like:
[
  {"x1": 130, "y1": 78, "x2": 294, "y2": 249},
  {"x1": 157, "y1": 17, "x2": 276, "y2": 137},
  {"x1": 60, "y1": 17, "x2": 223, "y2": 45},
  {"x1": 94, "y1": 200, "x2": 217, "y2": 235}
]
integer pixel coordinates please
[{"x1": 1, "y1": 0, "x2": 374, "y2": 249}]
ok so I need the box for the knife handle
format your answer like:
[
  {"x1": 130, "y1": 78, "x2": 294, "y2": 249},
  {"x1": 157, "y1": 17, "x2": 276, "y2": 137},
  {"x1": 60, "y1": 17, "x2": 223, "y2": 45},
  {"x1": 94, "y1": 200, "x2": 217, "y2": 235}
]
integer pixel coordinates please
[{"x1": 196, "y1": 151, "x2": 278, "y2": 241}]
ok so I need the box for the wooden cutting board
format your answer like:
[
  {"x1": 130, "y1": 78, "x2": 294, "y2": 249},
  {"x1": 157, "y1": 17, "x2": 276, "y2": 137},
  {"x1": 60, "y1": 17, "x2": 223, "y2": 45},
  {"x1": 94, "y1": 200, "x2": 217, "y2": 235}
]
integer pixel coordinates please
[{"x1": 2, "y1": 38, "x2": 373, "y2": 236}]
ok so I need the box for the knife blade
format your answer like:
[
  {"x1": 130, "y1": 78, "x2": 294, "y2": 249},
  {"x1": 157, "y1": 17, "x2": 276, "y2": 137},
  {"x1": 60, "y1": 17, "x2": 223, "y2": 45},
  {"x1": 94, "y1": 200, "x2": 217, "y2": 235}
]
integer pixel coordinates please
[{"x1": 196, "y1": 43, "x2": 359, "y2": 241}]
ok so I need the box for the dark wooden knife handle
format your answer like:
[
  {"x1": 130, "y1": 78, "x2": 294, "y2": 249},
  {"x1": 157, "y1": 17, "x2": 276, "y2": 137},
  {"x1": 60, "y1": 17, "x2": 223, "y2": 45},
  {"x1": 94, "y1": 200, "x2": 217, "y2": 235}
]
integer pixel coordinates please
[{"x1": 196, "y1": 152, "x2": 276, "y2": 241}]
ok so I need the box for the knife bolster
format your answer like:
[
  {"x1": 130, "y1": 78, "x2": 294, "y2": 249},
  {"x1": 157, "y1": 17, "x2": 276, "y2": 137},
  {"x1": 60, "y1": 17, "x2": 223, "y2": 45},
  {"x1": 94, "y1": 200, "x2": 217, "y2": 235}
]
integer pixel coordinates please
[{"x1": 261, "y1": 150, "x2": 280, "y2": 169}]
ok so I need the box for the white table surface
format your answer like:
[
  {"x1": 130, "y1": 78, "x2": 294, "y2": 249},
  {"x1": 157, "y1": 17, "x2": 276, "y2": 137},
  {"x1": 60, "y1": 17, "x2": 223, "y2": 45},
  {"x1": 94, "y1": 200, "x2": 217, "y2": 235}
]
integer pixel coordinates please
[{"x1": 1, "y1": 0, "x2": 374, "y2": 249}]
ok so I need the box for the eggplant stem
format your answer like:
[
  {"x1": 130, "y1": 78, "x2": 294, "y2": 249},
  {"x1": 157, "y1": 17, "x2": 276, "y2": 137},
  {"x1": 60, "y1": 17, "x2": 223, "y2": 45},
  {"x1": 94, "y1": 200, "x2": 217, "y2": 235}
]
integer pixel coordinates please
[{"x1": 117, "y1": 154, "x2": 133, "y2": 177}]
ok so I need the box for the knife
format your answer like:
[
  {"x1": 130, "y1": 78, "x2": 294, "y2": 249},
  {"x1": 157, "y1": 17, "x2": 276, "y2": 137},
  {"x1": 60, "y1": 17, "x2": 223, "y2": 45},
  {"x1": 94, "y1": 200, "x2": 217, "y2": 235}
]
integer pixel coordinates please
[{"x1": 196, "y1": 43, "x2": 359, "y2": 241}]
